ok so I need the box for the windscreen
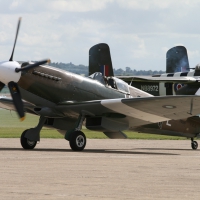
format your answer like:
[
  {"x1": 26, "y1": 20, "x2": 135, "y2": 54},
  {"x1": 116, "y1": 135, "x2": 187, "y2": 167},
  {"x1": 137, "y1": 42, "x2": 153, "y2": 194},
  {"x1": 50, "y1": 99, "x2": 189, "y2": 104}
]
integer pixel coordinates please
[{"x1": 113, "y1": 77, "x2": 130, "y2": 93}]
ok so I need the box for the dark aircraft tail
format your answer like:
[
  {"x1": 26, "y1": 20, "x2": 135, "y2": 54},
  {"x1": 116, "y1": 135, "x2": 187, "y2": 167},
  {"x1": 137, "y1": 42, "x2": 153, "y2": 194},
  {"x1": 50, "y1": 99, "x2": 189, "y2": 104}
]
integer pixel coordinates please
[
  {"x1": 166, "y1": 46, "x2": 190, "y2": 73},
  {"x1": 89, "y1": 44, "x2": 190, "y2": 76},
  {"x1": 89, "y1": 43, "x2": 114, "y2": 76}
]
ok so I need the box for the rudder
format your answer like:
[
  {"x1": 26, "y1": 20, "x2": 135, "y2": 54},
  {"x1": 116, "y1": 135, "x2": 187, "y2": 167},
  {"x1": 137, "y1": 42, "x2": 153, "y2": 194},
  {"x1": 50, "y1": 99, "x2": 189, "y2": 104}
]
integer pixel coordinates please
[
  {"x1": 166, "y1": 46, "x2": 189, "y2": 73},
  {"x1": 89, "y1": 43, "x2": 114, "y2": 76}
]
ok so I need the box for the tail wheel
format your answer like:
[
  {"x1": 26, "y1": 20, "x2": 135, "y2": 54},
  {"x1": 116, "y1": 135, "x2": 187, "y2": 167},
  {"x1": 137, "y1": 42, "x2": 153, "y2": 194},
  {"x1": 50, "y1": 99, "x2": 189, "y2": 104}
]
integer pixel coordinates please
[
  {"x1": 69, "y1": 131, "x2": 86, "y2": 151},
  {"x1": 20, "y1": 130, "x2": 37, "y2": 149}
]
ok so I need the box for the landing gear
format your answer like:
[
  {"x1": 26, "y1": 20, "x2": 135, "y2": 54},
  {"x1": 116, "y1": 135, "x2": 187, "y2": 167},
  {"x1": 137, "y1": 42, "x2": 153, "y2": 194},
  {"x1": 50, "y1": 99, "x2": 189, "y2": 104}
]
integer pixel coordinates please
[
  {"x1": 65, "y1": 114, "x2": 87, "y2": 151},
  {"x1": 20, "y1": 130, "x2": 37, "y2": 149},
  {"x1": 191, "y1": 138, "x2": 198, "y2": 150},
  {"x1": 20, "y1": 116, "x2": 46, "y2": 150},
  {"x1": 69, "y1": 131, "x2": 86, "y2": 151}
]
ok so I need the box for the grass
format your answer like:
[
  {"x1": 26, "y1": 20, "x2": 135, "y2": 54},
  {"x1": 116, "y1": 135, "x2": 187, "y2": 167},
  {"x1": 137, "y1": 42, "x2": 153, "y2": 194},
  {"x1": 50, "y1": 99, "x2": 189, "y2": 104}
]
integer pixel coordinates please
[{"x1": 0, "y1": 109, "x2": 187, "y2": 140}]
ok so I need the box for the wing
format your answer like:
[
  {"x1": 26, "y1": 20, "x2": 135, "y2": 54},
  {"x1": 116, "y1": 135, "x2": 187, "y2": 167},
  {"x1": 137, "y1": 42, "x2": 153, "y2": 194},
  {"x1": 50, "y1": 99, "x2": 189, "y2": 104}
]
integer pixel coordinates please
[
  {"x1": 117, "y1": 75, "x2": 197, "y2": 83},
  {"x1": 2, "y1": 95, "x2": 200, "y2": 132},
  {"x1": 0, "y1": 96, "x2": 36, "y2": 115},
  {"x1": 56, "y1": 95, "x2": 200, "y2": 129}
]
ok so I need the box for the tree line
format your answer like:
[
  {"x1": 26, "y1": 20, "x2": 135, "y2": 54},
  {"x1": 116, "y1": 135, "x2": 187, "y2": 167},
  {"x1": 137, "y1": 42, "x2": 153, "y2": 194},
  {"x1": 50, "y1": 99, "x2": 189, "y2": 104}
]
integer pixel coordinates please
[{"x1": 50, "y1": 62, "x2": 165, "y2": 76}]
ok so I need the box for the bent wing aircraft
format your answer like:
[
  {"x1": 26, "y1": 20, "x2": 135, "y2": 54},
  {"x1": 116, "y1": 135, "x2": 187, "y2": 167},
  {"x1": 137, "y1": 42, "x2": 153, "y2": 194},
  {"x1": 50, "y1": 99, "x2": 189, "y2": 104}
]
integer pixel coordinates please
[{"x1": 117, "y1": 46, "x2": 200, "y2": 96}]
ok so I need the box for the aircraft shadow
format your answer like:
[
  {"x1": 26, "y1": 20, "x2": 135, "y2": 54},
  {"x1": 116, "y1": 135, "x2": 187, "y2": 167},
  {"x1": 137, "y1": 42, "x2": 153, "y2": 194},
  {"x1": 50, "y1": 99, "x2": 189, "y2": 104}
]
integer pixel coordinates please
[
  {"x1": 133, "y1": 148, "x2": 193, "y2": 151},
  {"x1": 0, "y1": 147, "x2": 178, "y2": 156}
]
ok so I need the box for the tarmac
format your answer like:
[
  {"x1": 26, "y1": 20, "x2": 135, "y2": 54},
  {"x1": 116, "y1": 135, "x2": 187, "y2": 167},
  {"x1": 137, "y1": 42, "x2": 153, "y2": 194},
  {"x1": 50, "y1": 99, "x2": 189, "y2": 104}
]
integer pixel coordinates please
[{"x1": 0, "y1": 138, "x2": 200, "y2": 200}]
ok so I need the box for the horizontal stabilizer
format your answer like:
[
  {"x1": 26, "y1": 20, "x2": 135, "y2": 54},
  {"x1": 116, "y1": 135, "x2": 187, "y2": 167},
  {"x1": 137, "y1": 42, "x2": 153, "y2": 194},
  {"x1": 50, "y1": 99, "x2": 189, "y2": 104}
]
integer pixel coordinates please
[{"x1": 117, "y1": 76, "x2": 196, "y2": 83}]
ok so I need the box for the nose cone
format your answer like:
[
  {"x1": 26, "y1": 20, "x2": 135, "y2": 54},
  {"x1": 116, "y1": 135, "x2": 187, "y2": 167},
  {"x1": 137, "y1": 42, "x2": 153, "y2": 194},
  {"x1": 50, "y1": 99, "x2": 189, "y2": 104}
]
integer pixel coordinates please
[{"x1": 0, "y1": 61, "x2": 21, "y2": 85}]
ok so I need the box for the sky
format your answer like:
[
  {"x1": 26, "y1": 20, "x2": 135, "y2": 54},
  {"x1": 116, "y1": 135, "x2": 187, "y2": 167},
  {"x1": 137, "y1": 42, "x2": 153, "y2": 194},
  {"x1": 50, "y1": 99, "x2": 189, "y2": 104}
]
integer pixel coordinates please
[{"x1": 0, "y1": 0, "x2": 200, "y2": 71}]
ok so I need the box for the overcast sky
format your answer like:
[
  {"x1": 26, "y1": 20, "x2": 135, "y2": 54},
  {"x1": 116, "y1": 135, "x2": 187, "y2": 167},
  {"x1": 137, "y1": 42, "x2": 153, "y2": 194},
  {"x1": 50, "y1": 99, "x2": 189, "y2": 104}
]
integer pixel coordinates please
[{"x1": 0, "y1": 0, "x2": 200, "y2": 71}]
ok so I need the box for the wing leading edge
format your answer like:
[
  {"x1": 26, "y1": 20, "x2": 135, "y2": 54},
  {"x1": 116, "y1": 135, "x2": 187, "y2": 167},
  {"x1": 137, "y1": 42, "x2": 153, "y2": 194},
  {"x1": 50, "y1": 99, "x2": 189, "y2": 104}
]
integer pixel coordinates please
[{"x1": 0, "y1": 97, "x2": 35, "y2": 114}]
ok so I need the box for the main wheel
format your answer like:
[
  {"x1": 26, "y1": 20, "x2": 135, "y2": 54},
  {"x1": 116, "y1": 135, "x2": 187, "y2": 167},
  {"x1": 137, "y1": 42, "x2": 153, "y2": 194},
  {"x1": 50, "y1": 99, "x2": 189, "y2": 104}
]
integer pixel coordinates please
[
  {"x1": 69, "y1": 131, "x2": 86, "y2": 151},
  {"x1": 191, "y1": 141, "x2": 198, "y2": 150},
  {"x1": 20, "y1": 130, "x2": 37, "y2": 149}
]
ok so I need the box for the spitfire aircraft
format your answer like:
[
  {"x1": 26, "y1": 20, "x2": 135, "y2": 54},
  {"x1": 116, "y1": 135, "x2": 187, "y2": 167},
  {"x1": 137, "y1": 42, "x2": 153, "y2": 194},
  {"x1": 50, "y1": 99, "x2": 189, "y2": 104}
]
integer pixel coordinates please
[
  {"x1": 89, "y1": 43, "x2": 200, "y2": 150},
  {"x1": 1, "y1": 19, "x2": 200, "y2": 151}
]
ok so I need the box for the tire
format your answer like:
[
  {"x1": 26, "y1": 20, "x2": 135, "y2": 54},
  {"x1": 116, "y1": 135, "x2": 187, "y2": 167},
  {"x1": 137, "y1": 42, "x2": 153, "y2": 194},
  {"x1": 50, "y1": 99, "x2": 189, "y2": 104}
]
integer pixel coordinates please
[
  {"x1": 191, "y1": 141, "x2": 198, "y2": 150},
  {"x1": 69, "y1": 131, "x2": 86, "y2": 151},
  {"x1": 20, "y1": 130, "x2": 37, "y2": 149}
]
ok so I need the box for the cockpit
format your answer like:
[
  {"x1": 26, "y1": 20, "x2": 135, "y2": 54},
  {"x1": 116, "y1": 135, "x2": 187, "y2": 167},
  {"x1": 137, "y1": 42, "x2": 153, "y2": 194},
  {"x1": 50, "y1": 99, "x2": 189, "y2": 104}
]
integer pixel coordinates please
[
  {"x1": 88, "y1": 72, "x2": 105, "y2": 85},
  {"x1": 89, "y1": 72, "x2": 130, "y2": 94}
]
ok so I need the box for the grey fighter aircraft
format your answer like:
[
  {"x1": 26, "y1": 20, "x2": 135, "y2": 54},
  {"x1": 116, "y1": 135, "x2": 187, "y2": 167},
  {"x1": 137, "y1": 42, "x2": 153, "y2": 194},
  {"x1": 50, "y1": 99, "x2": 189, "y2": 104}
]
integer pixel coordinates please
[
  {"x1": 89, "y1": 43, "x2": 200, "y2": 150},
  {"x1": 2, "y1": 19, "x2": 200, "y2": 151}
]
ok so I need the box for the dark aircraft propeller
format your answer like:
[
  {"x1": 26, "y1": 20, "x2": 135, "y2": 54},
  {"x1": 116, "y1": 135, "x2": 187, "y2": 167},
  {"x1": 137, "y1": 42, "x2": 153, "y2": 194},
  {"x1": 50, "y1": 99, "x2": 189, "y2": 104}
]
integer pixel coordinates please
[
  {"x1": 0, "y1": 17, "x2": 50, "y2": 121},
  {"x1": 15, "y1": 59, "x2": 50, "y2": 73},
  {"x1": 9, "y1": 17, "x2": 21, "y2": 62}
]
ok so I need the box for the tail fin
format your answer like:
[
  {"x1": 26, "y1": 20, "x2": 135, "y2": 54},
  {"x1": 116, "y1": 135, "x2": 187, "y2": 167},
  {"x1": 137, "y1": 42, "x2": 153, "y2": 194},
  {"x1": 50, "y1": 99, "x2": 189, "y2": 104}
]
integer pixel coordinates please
[
  {"x1": 166, "y1": 46, "x2": 189, "y2": 73},
  {"x1": 89, "y1": 43, "x2": 114, "y2": 76}
]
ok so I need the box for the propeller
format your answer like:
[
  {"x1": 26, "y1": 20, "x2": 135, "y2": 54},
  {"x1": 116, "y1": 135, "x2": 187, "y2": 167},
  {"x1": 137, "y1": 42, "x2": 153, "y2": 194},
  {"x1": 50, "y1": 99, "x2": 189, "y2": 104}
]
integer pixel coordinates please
[
  {"x1": 0, "y1": 18, "x2": 50, "y2": 121},
  {"x1": 8, "y1": 81, "x2": 25, "y2": 121},
  {"x1": 9, "y1": 17, "x2": 21, "y2": 61},
  {"x1": 15, "y1": 59, "x2": 50, "y2": 73}
]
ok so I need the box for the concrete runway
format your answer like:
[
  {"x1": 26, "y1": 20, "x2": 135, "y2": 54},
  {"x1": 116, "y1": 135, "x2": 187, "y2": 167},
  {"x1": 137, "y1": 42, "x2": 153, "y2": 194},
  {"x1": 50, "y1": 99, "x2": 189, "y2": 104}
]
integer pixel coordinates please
[{"x1": 0, "y1": 139, "x2": 200, "y2": 200}]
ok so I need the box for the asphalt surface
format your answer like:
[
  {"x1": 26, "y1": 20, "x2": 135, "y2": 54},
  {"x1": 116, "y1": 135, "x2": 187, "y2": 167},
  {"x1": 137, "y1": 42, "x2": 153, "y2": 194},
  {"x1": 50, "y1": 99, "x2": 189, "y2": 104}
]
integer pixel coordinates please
[{"x1": 0, "y1": 138, "x2": 200, "y2": 200}]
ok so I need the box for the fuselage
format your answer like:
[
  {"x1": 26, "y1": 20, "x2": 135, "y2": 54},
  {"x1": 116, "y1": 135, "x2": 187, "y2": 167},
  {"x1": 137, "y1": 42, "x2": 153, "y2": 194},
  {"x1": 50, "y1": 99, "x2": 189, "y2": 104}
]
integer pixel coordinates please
[{"x1": 17, "y1": 64, "x2": 151, "y2": 106}]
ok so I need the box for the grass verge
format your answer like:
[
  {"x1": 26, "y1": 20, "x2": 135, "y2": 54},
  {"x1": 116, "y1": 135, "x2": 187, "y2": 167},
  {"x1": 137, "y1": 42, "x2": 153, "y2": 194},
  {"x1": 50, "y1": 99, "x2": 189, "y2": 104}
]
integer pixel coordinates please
[
  {"x1": 0, "y1": 127, "x2": 186, "y2": 140},
  {"x1": 0, "y1": 109, "x2": 188, "y2": 140}
]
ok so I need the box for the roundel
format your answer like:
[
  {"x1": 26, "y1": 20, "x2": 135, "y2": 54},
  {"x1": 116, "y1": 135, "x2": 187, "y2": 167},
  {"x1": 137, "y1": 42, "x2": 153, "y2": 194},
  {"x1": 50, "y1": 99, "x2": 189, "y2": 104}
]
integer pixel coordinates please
[{"x1": 174, "y1": 83, "x2": 184, "y2": 92}]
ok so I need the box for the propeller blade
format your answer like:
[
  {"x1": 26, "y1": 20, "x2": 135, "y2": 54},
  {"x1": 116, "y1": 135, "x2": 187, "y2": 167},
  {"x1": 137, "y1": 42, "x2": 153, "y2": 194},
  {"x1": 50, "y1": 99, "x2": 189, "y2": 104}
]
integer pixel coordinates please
[
  {"x1": 15, "y1": 59, "x2": 50, "y2": 73},
  {"x1": 8, "y1": 81, "x2": 25, "y2": 121},
  {"x1": 9, "y1": 17, "x2": 22, "y2": 61},
  {"x1": 0, "y1": 82, "x2": 5, "y2": 92}
]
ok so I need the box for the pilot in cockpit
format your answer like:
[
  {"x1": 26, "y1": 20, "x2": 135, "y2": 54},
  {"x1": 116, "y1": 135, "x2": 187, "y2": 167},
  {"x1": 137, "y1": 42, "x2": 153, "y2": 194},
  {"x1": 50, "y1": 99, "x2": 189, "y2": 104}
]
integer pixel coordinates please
[{"x1": 107, "y1": 78, "x2": 116, "y2": 89}]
